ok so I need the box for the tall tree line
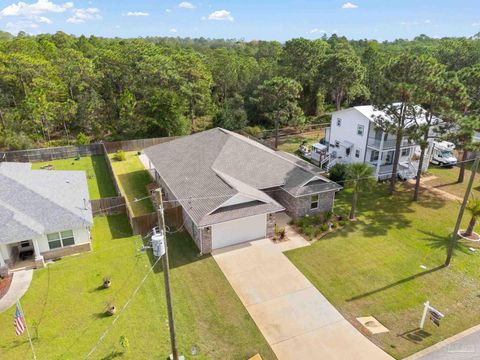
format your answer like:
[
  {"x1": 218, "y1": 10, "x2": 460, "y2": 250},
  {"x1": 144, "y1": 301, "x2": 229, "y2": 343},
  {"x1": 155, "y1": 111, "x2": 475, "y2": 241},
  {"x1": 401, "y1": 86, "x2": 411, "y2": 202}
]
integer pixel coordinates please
[{"x1": 0, "y1": 31, "x2": 479, "y2": 150}]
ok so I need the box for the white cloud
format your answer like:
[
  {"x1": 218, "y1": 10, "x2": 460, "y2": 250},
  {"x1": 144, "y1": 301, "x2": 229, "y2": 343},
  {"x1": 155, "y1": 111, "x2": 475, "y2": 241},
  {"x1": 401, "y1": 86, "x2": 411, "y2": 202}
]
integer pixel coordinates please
[
  {"x1": 165, "y1": 8, "x2": 171, "y2": 13},
  {"x1": 309, "y1": 28, "x2": 326, "y2": 34},
  {"x1": 67, "y1": 7, "x2": 101, "y2": 24},
  {"x1": 0, "y1": 0, "x2": 73, "y2": 17},
  {"x1": 424, "y1": 19, "x2": 431, "y2": 24},
  {"x1": 37, "y1": 15, "x2": 51, "y2": 23},
  {"x1": 6, "y1": 19, "x2": 38, "y2": 33},
  {"x1": 178, "y1": 2, "x2": 195, "y2": 9},
  {"x1": 400, "y1": 21, "x2": 418, "y2": 26},
  {"x1": 169, "y1": 28, "x2": 177, "y2": 33},
  {"x1": 342, "y1": 2, "x2": 358, "y2": 9},
  {"x1": 126, "y1": 11, "x2": 149, "y2": 17},
  {"x1": 207, "y1": 9, "x2": 233, "y2": 21},
  {"x1": 473, "y1": 22, "x2": 480, "y2": 27}
]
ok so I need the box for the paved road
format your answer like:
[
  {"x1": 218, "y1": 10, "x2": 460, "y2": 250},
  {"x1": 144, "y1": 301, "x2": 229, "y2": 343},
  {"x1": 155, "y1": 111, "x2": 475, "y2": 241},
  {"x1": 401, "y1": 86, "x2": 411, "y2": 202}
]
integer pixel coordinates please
[
  {"x1": 213, "y1": 237, "x2": 392, "y2": 360},
  {"x1": 409, "y1": 326, "x2": 480, "y2": 360}
]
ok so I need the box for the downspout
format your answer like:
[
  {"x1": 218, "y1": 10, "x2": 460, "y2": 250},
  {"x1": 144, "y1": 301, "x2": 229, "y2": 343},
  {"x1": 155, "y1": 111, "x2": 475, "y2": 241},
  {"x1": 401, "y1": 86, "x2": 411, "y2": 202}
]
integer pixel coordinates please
[{"x1": 363, "y1": 120, "x2": 370, "y2": 163}]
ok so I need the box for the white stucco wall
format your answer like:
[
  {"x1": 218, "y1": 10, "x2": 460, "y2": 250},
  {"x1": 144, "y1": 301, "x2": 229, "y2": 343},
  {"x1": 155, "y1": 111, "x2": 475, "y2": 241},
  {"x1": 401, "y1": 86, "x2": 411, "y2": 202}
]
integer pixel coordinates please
[{"x1": 328, "y1": 109, "x2": 370, "y2": 164}]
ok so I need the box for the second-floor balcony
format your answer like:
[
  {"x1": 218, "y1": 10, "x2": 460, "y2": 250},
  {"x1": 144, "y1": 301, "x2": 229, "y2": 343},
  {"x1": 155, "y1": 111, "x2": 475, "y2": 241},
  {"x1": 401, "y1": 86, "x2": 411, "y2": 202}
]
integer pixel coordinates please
[{"x1": 367, "y1": 136, "x2": 416, "y2": 150}]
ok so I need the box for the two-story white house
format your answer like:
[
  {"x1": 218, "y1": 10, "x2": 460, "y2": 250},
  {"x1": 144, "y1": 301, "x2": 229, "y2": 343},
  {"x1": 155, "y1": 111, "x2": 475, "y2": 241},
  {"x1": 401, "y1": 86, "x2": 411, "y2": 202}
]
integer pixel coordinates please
[{"x1": 323, "y1": 105, "x2": 432, "y2": 180}]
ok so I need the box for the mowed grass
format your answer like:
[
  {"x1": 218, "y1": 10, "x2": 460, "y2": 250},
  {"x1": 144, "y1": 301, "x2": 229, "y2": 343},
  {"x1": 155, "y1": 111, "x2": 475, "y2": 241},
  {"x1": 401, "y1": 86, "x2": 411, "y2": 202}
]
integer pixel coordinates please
[
  {"x1": 277, "y1": 129, "x2": 325, "y2": 154},
  {"x1": 0, "y1": 215, "x2": 275, "y2": 360},
  {"x1": 32, "y1": 155, "x2": 117, "y2": 199},
  {"x1": 427, "y1": 165, "x2": 480, "y2": 198},
  {"x1": 108, "y1": 151, "x2": 155, "y2": 216},
  {"x1": 286, "y1": 184, "x2": 480, "y2": 359}
]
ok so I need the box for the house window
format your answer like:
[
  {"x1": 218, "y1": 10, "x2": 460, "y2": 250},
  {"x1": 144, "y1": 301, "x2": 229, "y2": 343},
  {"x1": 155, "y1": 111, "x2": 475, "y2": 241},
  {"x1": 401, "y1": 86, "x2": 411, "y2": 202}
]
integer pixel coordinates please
[
  {"x1": 346, "y1": 147, "x2": 351, "y2": 156},
  {"x1": 336, "y1": 118, "x2": 342, "y2": 127},
  {"x1": 310, "y1": 194, "x2": 319, "y2": 209},
  {"x1": 357, "y1": 124, "x2": 364, "y2": 136},
  {"x1": 370, "y1": 150, "x2": 379, "y2": 162},
  {"x1": 355, "y1": 149, "x2": 361, "y2": 158},
  {"x1": 401, "y1": 148, "x2": 410, "y2": 157},
  {"x1": 335, "y1": 140, "x2": 340, "y2": 147},
  {"x1": 47, "y1": 230, "x2": 75, "y2": 250}
]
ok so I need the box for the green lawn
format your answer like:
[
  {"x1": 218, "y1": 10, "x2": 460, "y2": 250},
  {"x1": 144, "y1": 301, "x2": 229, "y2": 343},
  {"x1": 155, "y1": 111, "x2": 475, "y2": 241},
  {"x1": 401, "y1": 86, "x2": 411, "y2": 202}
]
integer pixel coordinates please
[
  {"x1": 32, "y1": 155, "x2": 117, "y2": 199},
  {"x1": 277, "y1": 129, "x2": 325, "y2": 154},
  {"x1": 427, "y1": 165, "x2": 480, "y2": 198},
  {"x1": 108, "y1": 151, "x2": 155, "y2": 216},
  {"x1": 286, "y1": 184, "x2": 480, "y2": 359},
  {"x1": 0, "y1": 215, "x2": 275, "y2": 360}
]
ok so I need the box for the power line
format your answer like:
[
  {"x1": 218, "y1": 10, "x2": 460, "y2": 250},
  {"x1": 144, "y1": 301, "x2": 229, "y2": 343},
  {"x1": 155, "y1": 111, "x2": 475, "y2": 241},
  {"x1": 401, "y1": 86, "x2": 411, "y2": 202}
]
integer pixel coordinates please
[{"x1": 84, "y1": 255, "x2": 162, "y2": 359}]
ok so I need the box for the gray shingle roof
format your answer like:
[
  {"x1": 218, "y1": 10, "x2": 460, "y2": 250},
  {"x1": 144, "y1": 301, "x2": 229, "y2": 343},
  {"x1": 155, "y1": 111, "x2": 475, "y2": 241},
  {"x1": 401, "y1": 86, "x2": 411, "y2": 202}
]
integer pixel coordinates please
[
  {"x1": 0, "y1": 162, "x2": 93, "y2": 244},
  {"x1": 144, "y1": 128, "x2": 340, "y2": 226}
]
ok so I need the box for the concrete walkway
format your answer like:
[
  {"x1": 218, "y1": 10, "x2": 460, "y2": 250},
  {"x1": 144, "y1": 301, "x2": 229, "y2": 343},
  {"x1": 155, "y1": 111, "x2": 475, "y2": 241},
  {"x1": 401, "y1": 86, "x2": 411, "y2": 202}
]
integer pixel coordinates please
[
  {"x1": 0, "y1": 269, "x2": 33, "y2": 313},
  {"x1": 213, "y1": 237, "x2": 392, "y2": 360}
]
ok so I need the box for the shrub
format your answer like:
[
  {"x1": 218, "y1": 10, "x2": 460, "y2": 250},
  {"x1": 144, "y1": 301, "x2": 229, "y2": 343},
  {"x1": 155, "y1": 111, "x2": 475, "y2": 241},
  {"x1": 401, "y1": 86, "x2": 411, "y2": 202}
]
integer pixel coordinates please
[
  {"x1": 302, "y1": 226, "x2": 315, "y2": 238},
  {"x1": 244, "y1": 126, "x2": 263, "y2": 138},
  {"x1": 328, "y1": 163, "x2": 348, "y2": 183},
  {"x1": 331, "y1": 221, "x2": 338, "y2": 229},
  {"x1": 339, "y1": 220, "x2": 348, "y2": 227},
  {"x1": 319, "y1": 224, "x2": 329, "y2": 232},
  {"x1": 314, "y1": 227, "x2": 325, "y2": 237},
  {"x1": 76, "y1": 132, "x2": 90, "y2": 145},
  {"x1": 114, "y1": 150, "x2": 126, "y2": 161}
]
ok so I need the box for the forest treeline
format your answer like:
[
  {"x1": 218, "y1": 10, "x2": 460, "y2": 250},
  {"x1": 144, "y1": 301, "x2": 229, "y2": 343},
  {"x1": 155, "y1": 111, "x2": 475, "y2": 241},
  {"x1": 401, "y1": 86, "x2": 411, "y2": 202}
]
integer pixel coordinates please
[{"x1": 0, "y1": 30, "x2": 479, "y2": 150}]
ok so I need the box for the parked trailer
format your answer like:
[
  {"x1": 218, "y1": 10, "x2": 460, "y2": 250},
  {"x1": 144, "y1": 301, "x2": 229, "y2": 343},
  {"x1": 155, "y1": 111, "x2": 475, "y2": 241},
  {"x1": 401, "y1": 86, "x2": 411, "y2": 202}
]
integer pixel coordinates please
[{"x1": 430, "y1": 141, "x2": 457, "y2": 166}]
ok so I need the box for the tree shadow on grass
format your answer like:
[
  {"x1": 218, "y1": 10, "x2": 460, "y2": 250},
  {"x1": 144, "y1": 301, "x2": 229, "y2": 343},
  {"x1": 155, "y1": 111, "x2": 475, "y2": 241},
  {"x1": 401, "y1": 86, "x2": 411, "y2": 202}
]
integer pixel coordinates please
[
  {"x1": 346, "y1": 265, "x2": 445, "y2": 302},
  {"x1": 91, "y1": 155, "x2": 117, "y2": 198},
  {"x1": 105, "y1": 214, "x2": 134, "y2": 239},
  {"x1": 145, "y1": 231, "x2": 207, "y2": 274},
  {"x1": 418, "y1": 230, "x2": 472, "y2": 257}
]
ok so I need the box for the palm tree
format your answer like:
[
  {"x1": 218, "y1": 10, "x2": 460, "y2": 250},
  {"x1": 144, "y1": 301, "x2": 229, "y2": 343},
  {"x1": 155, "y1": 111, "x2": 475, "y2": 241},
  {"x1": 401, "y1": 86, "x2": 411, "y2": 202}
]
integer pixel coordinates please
[
  {"x1": 465, "y1": 195, "x2": 480, "y2": 236},
  {"x1": 346, "y1": 163, "x2": 375, "y2": 220}
]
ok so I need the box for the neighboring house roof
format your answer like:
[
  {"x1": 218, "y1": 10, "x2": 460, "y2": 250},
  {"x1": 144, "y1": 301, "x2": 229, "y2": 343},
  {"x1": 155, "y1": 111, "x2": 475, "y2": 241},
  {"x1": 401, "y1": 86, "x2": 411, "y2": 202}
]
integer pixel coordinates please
[
  {"x1": 333, "y1": 104, "x2": 433, "y2": 126},
  {"x1": 0, "y1": 162, "x2": 93, "y2": 244},
  {"x1": 144, "y1": 128, "x2": 341, "y2": 227}
]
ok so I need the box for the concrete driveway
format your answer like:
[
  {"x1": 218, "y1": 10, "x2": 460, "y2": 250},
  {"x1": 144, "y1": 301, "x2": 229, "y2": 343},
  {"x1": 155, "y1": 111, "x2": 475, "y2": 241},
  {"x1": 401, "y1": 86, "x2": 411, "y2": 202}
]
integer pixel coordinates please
[{"x1": 213, "y1": 238, "x2": 392, "y2": 360}]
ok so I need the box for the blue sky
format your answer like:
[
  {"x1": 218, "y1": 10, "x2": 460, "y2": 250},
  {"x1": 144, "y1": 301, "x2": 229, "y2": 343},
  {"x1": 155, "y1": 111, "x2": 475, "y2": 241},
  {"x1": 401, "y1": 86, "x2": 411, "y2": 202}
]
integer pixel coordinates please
[{"x1": 0, "y1": 0, "x2": 479, "y2": 41}]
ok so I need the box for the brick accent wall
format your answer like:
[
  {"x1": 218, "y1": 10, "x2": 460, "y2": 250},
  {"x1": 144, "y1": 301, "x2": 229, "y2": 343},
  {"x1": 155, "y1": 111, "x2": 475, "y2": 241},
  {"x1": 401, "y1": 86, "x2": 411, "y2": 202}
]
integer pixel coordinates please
[
  {"x1": 41, "y1": 243, "x2": 92, "y2": 261},
  {"x1": 266, "y1": 213, "x2": 276, "y2": 238},
  {"x1": 272, "y1": 189, "x2": 335, "y2": 218}
]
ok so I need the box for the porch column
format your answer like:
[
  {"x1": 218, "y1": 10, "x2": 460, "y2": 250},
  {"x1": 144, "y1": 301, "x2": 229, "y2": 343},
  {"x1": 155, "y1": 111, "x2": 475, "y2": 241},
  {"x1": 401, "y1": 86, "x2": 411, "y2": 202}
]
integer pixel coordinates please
[
  {"x1": 32, "y1": 239, "x2": 45, "y2": 269},
  {"x1": 375, "y1": 132, "x2": 385, "y2": 179},
  {"x1": 0, "y1": 245, "x2": 8, "y2": 276}
]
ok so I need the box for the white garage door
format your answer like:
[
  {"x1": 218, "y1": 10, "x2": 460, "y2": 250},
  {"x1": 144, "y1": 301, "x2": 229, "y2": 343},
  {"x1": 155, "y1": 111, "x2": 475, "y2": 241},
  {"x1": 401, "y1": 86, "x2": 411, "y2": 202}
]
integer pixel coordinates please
[{"x1": 211, "y1": 214, "x2": 267, "y2": 249}]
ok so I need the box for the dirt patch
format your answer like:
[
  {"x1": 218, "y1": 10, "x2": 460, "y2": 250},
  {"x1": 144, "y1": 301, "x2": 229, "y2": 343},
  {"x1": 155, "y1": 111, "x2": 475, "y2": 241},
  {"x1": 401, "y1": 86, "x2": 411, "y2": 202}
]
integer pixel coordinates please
[
  {"x1": 0, "y1": 274, "x2": 13, "y2": 300},
  {"x1": 458, "y1": 230, "x2": 480, "y2": 242}
]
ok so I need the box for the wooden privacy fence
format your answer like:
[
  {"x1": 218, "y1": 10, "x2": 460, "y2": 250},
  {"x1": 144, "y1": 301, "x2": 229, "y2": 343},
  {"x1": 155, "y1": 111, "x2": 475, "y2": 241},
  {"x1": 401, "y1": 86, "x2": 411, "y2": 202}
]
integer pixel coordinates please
[
  {"x1": 0, "y1": 136, "x2": 180, "y2": 162},
  {"x1": 90, "y1": 196, "x2": 126, "y2": 216},
  {"x1": 103, "y1": 136, "x2": 180, "y2": 154},
  {"x1": 0, "y1": 143, "x2": 104, "y2": 163},
  {"x1": 128, "y1": 206, "x2": 184, "y2": 236},
  {"x1": 101, "y1": 143, "x2": 123, "y2": 197}
]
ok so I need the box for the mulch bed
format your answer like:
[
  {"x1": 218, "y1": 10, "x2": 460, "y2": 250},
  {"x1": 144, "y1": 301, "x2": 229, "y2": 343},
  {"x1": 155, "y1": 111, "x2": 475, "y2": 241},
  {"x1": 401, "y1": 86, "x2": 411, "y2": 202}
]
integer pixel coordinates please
[{"x1": 0, "y1": 274, "x2": 13, "y2": 300}]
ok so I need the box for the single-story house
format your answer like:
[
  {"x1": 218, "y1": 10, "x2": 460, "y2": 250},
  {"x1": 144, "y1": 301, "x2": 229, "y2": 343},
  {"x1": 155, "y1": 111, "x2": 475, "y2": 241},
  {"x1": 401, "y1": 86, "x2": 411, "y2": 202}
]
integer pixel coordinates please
[
  {"x1": 0, "y1": 162, "x2": 93, "y2": 275},
  {"x1": 144, "y1": 128, "x2": 341, "y2": 253}
]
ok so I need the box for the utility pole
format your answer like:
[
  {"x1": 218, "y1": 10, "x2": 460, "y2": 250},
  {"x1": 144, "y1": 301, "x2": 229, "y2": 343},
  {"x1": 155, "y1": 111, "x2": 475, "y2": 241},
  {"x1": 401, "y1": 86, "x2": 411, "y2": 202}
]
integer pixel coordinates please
[
  {"x1": 445, "y1": 157, "x2": 479, "y2": 267},
  {"x1": 153, "y1": 189, "x2": 180, "y2": 360}
]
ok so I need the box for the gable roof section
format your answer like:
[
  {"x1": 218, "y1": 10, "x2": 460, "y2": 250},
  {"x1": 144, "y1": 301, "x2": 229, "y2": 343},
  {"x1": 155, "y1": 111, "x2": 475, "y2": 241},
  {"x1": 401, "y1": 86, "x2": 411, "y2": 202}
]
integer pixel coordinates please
[
  {"x1": 333, "y1": 105, "x2": 432, "y2": 127},
  {"x1": 0, "y1": 162, "x2": 93, "y2": 244},
  {"x1": 144, "y1": 128, "x2": 340, "y2": 226}
]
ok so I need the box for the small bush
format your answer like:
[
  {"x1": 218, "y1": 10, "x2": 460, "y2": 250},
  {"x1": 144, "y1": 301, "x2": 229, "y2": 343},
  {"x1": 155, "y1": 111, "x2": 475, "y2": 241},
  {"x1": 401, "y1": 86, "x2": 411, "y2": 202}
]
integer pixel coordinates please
[
  {"x1": 76, "y1": 132, "x2": 90, "y2": 145},
  {"x1": 244, "y1": 126, "x2": 263, "y2": 138},
  {"x1": 329, "y1": 163, "x2": 348, "y2": 183},
  {"x1": 319, "y1": 224, "x2": 329, "y2": 232},
  {"x1": 314, "y1": 227, "x2": 324, "y2": 237},
  {"x1": 331, "y1": 221, "x2": 338, "y2": 229},
  {"x1": 302, "y1": 226, "x2": 315, "y2": 238},
  {"x1": 114, "y1": 150, "x2": 126, "y2": 161},
  {"x1": 339, "y1": 220, "x2": 348, "y2": 227}
]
